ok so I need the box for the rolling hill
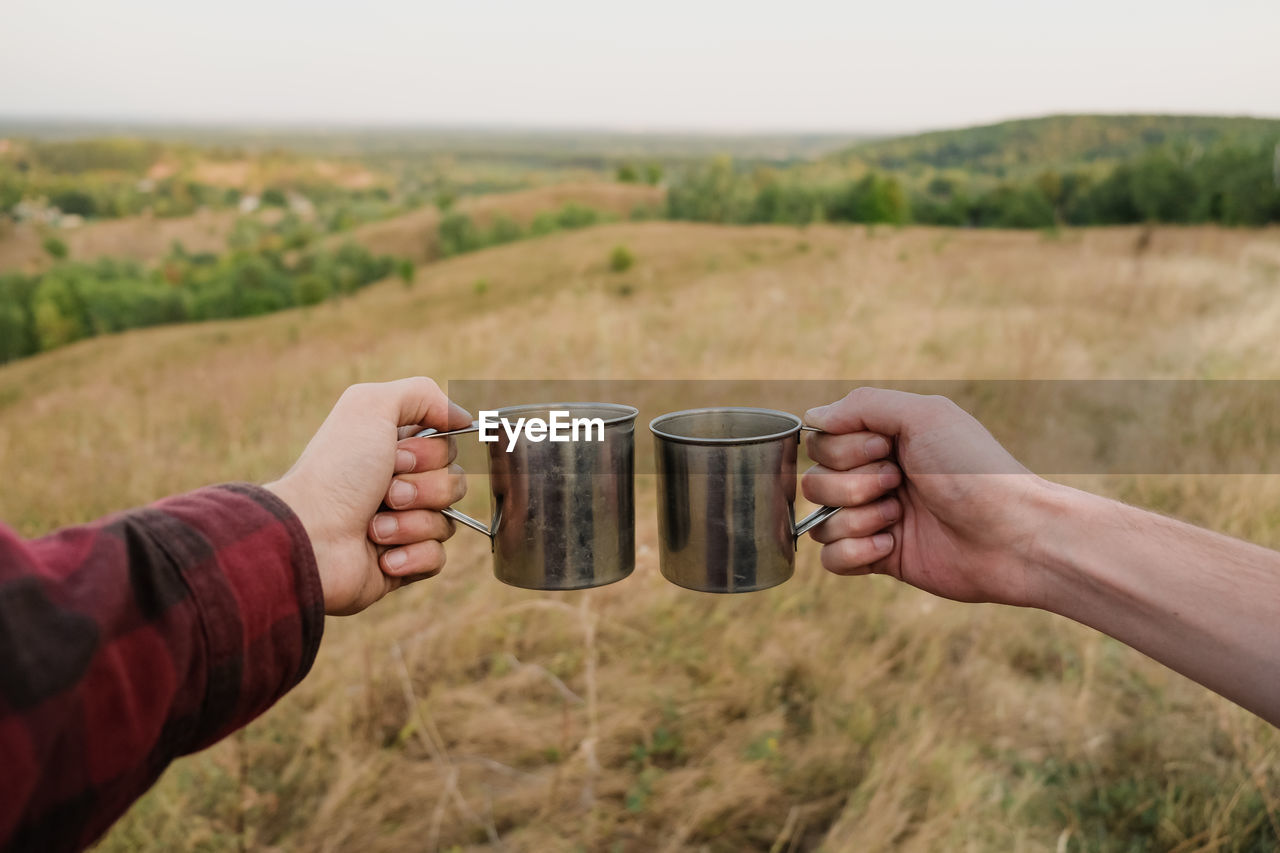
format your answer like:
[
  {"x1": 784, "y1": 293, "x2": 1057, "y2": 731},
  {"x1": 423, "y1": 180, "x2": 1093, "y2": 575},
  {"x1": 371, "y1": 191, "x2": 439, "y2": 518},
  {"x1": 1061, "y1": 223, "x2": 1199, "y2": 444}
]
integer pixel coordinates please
[
  {"x1": 0, "y1": 182, "x2": 663, "y2": 274},
  {"x1": 830, "y1": 114, "x2": 1280, "y2": 177}
]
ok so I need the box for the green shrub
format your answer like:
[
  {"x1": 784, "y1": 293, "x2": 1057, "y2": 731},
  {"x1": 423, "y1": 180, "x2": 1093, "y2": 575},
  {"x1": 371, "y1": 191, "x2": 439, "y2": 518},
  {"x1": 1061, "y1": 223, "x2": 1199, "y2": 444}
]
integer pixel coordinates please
[
  {"x1": 530, "y1": 212, "x2": 558, "y2": 236},
  {"x1": 609, "y1": 245, "x2": 635, "y2": 273},
  {"x1": 42, "y1": 235, "x2": 68, "y2": 260},
  {"x1": 294, "y1": 274, "x2": 331, "y2": 306},
  {"x1": 555, "y1": 203, "x2": 600, "y2": 230},
  {"x1": 437, "y1": 212, "x2": 482, "y2": 256},
  {"x1": 397, "y1": 259, "x2": 415, "y2": 287},
  {"x1": 487, "y1": 215, "x2": 523, "y2": 245}
]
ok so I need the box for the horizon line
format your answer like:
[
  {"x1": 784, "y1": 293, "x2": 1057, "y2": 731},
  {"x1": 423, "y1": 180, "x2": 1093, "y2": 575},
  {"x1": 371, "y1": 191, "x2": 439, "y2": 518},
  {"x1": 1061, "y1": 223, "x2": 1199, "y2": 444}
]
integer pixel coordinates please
[{"x1": 3, "y1": 109, "x2": 1279, "y2": 140}]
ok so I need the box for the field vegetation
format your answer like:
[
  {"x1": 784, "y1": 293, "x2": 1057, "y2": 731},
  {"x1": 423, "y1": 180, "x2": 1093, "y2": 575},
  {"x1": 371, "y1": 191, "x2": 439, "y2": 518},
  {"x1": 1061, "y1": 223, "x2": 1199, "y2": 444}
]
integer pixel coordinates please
[{"x1": 1, "y1": 215, "x2": 1278, "y2": 850}]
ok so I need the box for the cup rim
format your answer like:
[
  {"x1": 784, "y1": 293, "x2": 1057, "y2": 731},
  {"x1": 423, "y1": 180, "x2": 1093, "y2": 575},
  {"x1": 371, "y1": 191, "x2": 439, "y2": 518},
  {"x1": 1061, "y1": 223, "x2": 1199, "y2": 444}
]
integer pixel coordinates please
[
  {"x1": 495, "y1": 402, "x2": 639, "y2": 426},
  {"x1": 649, "y1": 406, "x2": 802, "y2": 445}
]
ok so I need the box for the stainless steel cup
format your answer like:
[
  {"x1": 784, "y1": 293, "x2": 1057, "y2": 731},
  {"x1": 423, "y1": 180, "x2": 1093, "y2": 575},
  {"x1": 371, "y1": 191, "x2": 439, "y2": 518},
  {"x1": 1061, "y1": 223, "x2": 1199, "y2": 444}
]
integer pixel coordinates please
[
  {"x1": 650, "y1": 407, "x2": 840, "y2": 593},
  {"x1": 417, "y1": 403, "x2": 637, "y2": 590}
]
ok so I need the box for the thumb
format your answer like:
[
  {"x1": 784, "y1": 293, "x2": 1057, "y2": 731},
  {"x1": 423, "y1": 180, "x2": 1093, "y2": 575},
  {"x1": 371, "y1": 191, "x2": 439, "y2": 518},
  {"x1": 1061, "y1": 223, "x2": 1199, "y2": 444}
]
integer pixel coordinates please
[
  {"x1": 381, "y1": 376, "x2": 472, "y2": 431},
  {"x1": 806, "y1": 387, "x2": 924, "y2": 437}
]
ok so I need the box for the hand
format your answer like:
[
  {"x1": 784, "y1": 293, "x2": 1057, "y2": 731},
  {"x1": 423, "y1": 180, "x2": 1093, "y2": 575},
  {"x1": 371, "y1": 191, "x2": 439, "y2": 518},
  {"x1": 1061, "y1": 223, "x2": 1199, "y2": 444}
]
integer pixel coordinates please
[
  {"x1": 801, "y1": 387, "x2": 1050, "y2": 607},
  {"x1": 265, "y1": 377, "x2": 472, "y2": 615}
]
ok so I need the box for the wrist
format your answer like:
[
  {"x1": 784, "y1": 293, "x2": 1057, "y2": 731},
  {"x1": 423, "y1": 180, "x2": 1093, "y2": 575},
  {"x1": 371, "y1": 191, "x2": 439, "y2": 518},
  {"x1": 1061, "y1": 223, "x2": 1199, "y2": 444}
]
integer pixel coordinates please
[
  {"x1": 264, "y1": 476, "x2": 337, "y2": 611},
  {"x1": 1018, "y1": 478, "x2": 1109, "y2": 615}
]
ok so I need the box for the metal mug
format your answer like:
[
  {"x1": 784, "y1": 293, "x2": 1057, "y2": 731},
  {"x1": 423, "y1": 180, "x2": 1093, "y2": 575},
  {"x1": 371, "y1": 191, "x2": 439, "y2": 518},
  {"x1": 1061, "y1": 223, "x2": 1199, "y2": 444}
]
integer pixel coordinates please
[
  {"x1": 416, "y1": 402, "x2": 637, "y2": 590},
  {"x1": 650, "y1": 407, "x2": 841, "y2": 593}
]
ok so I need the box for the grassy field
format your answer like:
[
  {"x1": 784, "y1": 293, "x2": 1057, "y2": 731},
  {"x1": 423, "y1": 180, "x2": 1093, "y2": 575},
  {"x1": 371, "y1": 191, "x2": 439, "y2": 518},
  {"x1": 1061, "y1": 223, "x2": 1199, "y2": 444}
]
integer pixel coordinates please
[{"x1": 1, "y1": 220, "x2": 1279, "y2": 851}]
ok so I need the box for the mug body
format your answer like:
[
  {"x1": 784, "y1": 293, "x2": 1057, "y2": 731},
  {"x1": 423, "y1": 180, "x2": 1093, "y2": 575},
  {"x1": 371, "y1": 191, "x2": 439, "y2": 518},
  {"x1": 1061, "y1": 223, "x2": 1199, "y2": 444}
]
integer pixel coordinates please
[
  {"x1": 487, "y1": 403, "x2": 637, "y2": 590},
  {"x1": 650, "y1": 408, "x2": 802, "y2": 593}
]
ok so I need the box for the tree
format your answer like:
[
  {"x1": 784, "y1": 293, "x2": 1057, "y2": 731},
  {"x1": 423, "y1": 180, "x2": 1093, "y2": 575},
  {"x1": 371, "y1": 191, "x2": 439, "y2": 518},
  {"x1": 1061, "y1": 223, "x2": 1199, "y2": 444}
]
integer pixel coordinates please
[
  {"x1": 666, "y1": 157, "x2": 755, "y2": 223},
  {"x1": 437, "y1": 213, "x2": 481, "y2": 257},
  {"x1": 42, "y1": 235, "x2": 68, "y2": 260}
]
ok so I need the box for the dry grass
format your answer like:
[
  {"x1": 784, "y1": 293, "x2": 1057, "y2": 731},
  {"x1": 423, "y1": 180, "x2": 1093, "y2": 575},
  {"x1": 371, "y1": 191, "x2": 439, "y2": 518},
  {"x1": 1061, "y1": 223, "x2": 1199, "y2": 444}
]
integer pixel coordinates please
[{"x1": 1, "y1": 222, "x2": 1278, "y2": 851}]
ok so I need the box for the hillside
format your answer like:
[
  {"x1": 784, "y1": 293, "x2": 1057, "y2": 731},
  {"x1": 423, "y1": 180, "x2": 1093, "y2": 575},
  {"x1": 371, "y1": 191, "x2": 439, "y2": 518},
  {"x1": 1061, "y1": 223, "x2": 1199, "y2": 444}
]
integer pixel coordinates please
[
  {"x1": 832, "y1": 114, "x2": 1280, "y2": 176},
  {"x1": 0, "y1": 182, "x2": 663, "y2": 274},
  {"x1": 343, "y1": 182, "x2": 663, "y2": 263},
  {"x1": 2, "y1": 221, "x2": 1278, "y2": 850}
]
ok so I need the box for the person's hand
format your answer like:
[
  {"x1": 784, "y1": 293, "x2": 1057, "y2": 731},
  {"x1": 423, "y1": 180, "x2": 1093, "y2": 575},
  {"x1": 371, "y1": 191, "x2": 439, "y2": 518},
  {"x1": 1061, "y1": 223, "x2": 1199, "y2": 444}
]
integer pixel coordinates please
[
  {"x1": 801, "y1": 387, "x2": 1050, "y2": 607},
  {"x1": 265, "y1": 377, "x2": 472, "y2": 615}
]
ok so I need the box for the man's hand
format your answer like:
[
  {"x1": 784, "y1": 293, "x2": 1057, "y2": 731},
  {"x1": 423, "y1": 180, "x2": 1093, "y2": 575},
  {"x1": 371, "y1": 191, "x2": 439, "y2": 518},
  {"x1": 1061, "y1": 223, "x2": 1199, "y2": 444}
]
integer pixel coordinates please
[
  {"x1": 802, "y1": 386, "x2": 1280, "y2": 726},
  {"x1": 265, "y1": 377, "x2": 472, "y2": 615},
  {"x1": 801, "y1": 387, "x2": 1049, "y2": 607}
]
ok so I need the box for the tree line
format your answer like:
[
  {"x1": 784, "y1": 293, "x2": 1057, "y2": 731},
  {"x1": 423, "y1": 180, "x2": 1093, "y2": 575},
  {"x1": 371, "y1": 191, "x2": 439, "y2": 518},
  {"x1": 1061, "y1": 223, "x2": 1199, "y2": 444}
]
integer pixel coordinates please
[{"x1": 667, "y1": 140, "x2": 1280, "y2": 228}]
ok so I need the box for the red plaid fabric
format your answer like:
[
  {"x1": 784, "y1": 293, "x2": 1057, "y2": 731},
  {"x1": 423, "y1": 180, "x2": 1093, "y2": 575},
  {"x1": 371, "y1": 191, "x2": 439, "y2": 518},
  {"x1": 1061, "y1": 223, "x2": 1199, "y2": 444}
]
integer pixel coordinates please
[{"x1": 0, "y1": 484, "x2": 324, "y2": 852}]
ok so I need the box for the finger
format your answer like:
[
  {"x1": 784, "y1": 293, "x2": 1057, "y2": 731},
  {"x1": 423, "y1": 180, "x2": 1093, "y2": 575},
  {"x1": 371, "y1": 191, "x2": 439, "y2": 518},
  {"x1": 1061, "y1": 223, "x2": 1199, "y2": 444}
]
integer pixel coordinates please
[
  {"x1": 805, "y1": 430, "x2": 892, "y2": 471},
  {"x1": 394, "y1": 571, "x2": 442, "y2": 590},
  {"x1": 369, "y1": 509, "x2": 456, "y2": 546},
  {"x1": 385, "y1": 464, "x2": 467, "y2": 510},
  {"x1": 806, "y1": 387, "x2": 949, "y2": 438},
  {"x1": 820, "y1": 533, "x2": 895, "y2": 576},
  {"x1": 807, "y1": 498, "x2": 900, "y2": 544},
  {"x1": 394, "y1": 434, "x2": 458, "y2": 473},
  {"x1": 381, "y1": 539, "x2": 446, "y2": 578},
  {"x1": 379, "y1": 376, "x2": 473, "y2": 432},
  {"x1": 801, "y1": 461, "x2": 901, "y2": 508}
]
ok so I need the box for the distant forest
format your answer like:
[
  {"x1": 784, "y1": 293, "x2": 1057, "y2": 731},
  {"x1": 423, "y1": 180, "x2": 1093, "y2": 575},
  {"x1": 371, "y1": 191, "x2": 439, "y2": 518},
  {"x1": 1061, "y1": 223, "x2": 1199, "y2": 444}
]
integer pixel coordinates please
[{"x1": 667, "y1": 115, "x2": 1280, "y2": 228}]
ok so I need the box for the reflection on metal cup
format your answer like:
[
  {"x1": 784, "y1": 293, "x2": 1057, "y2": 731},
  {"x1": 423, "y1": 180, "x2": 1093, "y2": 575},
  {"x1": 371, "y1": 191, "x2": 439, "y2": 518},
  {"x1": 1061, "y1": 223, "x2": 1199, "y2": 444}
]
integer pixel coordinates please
[
  {"x1": 419, "y1": 402, "x2": 637, "y2": 591},
  {"x1": 650, "y1": 407, "x2": 839, "y2": 593}
]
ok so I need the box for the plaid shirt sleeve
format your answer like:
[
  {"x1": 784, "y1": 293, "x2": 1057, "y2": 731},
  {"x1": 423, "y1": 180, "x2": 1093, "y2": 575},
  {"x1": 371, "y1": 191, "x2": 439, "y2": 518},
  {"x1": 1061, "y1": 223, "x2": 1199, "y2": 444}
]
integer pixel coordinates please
[{"x1": 0, "y1": 483, "x2": 324, "y2": 852}]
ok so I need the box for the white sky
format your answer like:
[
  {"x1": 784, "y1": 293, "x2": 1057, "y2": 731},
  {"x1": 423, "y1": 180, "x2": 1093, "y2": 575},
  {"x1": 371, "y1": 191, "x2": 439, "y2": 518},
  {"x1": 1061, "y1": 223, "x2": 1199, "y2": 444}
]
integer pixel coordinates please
[{"x1": 2, "y1": 0, "x2": 1278, "y2": 132}]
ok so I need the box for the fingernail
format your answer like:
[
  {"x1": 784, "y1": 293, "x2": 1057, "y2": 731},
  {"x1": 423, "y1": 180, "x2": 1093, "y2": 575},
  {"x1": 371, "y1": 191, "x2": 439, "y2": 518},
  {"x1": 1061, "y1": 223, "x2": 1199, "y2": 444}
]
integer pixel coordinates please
[
  {"x1": 872, "y1": 532, "x2": 894, "y2": 553},
  {"x1": 878, "y1": 465, "x2": 900, "y2": 489},
  {"x1": 395, "y1": 449, "x2": 416, "y2": 473},
  {"x1": 388, "y1": 479, "x2": 415, "y2": 507},
  {"x1": 384, "y1": 549, "x2": 408, "y2": 569},
  {"x1": 865, "y1": 436, "x2": 890, "y2": 459},
  {"x1": 449, "y1": 401, "x2": 473, "y2": 422},
  {"x1": 373, "y1": 514, "x2": 398, "y2": 539}
]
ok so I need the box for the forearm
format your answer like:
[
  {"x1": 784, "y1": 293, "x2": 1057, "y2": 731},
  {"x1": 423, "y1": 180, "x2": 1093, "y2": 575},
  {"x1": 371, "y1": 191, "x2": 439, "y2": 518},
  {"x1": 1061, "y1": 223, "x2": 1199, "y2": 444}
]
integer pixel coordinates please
[
  {"x1": 1030, "y1": 481, "x2": 1280, "y2": 726},
  {"x1": 0, "y1": 485, "x2": 324, "y2": 850}
]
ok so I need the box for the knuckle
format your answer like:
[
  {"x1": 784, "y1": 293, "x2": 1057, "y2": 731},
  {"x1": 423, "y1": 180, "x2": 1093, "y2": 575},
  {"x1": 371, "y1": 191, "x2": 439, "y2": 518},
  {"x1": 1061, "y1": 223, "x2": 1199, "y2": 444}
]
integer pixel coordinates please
[
  {"x1": 341, "y1": 383, "x2": 375, "y2": 403},
  {"x1": 409, "y1": 375, "x2": 442, "y2": 397},
  {"x1": 838, "y1": 472, "x2": 871, "y2": 505},
  {"x1": 924, "y1": 394, "x2": 959, "y2": 419},
  {"x1": 800, "y1": 469, "x2": 825, "y2": 503},
  {"x1": 821, "y1": 543, "x2": 853, "y2": 573},
  {"x1": 847, "y1": 386, "x2": 875, "y2": 408}
]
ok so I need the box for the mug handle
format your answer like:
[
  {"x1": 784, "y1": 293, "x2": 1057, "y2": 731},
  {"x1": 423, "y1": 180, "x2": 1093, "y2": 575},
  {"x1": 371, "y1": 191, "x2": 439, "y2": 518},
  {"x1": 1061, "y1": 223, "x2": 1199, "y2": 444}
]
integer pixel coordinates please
[
  {"x1": 414, "y1": 423, "x2": 499, "y2": 540},
  {"x1": 793, "y1": 425, "x2": 842, "y2": 541}
]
